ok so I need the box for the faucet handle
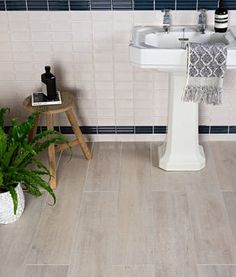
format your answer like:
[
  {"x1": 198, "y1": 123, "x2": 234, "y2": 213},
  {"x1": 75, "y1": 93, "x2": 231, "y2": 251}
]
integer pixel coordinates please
[
  {"x1": 198, "y1": 8, "x2": 207, "y2": 13},
  {"x1": 162, "y1": 9, "x2": 171, "y2": 14}
]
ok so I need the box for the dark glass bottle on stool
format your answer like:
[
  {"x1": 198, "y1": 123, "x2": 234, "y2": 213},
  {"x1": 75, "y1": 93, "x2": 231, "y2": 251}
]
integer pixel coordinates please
[{"x1": 41, "y1": 66, "x2": 57, "y2": 100}]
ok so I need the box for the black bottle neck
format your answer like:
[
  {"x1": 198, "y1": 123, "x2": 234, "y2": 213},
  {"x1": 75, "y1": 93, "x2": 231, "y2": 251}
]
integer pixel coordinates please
[{"x1": 218, "y1": 0, "x2": 225, "y2": 9}]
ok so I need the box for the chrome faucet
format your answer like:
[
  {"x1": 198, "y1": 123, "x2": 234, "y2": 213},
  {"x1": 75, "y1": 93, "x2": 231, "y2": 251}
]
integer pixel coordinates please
[
  {"x1": 198, "y1": 9, "x2": 207, "y2": 34},
  {"x1": 162, "y1": 9, "x2": 171, "y2": 33}
]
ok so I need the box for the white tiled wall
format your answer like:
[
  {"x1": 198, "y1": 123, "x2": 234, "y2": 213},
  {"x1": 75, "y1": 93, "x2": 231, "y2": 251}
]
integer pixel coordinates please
[{"x1": 1, "y1": 10, "x2": 236, "y2": 140}]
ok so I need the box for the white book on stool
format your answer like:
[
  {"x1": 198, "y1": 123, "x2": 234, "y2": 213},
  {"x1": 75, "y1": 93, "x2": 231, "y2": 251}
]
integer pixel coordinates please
[{"x1": 31, "y1": 91, "x2": 62, "y2": 106}]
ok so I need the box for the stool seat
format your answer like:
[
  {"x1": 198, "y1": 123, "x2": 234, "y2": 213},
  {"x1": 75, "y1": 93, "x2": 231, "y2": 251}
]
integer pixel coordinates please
[
  {"x1": 23, "y1": 91, "x2": 74, "y2": 115},
  {"x1": 23, "y1": 91, "x2": 92, "y2": 189}
]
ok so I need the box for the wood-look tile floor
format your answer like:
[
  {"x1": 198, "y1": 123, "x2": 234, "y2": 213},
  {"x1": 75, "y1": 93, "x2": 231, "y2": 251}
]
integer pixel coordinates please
[{"x1": 2, "y1": 142, "x2": 236, "y2": 277}]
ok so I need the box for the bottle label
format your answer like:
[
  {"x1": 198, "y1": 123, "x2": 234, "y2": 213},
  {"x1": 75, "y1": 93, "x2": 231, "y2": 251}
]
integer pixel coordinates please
[
  {"x1": 215, "y1": 14, "x2": 228, "y2": 21},
  {"x1": 215, "y1": 14, "x2": 228, "y2": 29},
  {"x1": 215, "y1": 22, "x2": 228, "y2": 28}
]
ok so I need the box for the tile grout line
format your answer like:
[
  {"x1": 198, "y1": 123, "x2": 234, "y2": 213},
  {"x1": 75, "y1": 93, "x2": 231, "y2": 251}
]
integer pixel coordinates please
[
  {"x1": 20, "y1": 193, "x2": 51, "y2": 275},
  {"x1": 66, "y1": 141, "x2": 94, "y2": 276}
]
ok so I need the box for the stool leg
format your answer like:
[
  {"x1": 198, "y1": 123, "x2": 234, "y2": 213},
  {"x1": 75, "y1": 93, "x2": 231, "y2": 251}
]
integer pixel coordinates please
[
  {"x1": 28, "y1": 114, "x2": 40, "y2": 142},
  {"x1": 46, "y1": 113, "x2": 57, "y2": 189},
  {"x1": 65, "y1": 108, "x2": 92, "y2": 160}
]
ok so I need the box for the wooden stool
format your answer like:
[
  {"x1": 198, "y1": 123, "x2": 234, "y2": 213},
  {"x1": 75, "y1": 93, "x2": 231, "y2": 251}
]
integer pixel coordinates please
[{"x1": 23, "y1": 91, "x2": 92, "y2": 189}]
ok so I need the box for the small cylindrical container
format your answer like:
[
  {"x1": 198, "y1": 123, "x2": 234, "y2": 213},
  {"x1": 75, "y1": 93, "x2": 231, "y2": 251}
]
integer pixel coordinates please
[{"x1": 215, "y1": 0, "x2": 228, "y2": 33}]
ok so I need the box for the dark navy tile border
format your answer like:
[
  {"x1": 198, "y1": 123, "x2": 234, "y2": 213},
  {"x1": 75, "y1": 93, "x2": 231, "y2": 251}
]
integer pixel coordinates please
[
  {"x1": 98, "y1": 126, "x2": 116, "y2": 134},
  {"x1": 154, "y1": 126, "x2": 167, "y2": 134},
  {"x1": 0, "y1": 1, "x2": 5, "y2": 10},
  {"x1": 199, "y1": 125, "x2": 210, "y2": 134},
  {"x1": 134, "y1": 0, "x2": 154, "y2": 10},
  {"x1": 177, "y1": 0, "x2": 196, "y2": 10},
  {"x1": 80, "y1": 126, "x2": 97, "y2": 134},
  {"x1": 198, "y1": 0, "x2": 218, "y2": 10},
  {"x1": 3, "y1": 0, "x2": 236, "y2": 11},
  {"x1": 6, "y1": 0, "x2": 26, "y2": 10},
  {"x1": 113, "y1": 0, "x2": 132, "y2": 10},
  {"x1": 27, "y1": 0, "x2": 47, "y2": 10},
  {"x1": 70, "y1": 0, "x2": 90, "y2": 10},
  {"x1": 48, "y1": 0, "x2": 69, "y2": 11},
  {"x1": 229, "y1": 126, "x2": 236, "y2": 134},
  {"x1": 4, "y1": 125, "x2": 236, "y2": 135},
  {"x1": 210, "y1": 126, "x2": 229, "y2": 134},
  {"x1": 155, "y1": 0, "x2": 175, "y2": 10},
  {"x1": 116, "y1": 126, "x2": 135, "y2": 134},
  {"x1": 91, "y1": 0, "x2": 111, "y2": 10},
  {"x1": 135, "y1": 126, "x2": 153, "y2": 134}
]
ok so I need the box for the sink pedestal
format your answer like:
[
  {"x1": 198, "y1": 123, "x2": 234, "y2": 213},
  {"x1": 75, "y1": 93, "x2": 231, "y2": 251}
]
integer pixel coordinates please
[{"x1": 158, "y1": 72, "x2": 206, "y2": 171}]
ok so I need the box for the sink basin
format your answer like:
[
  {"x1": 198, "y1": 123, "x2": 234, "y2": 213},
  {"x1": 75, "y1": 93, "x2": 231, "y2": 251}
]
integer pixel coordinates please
[
  {"x1": 130, "y1": 26, "x2": 236, "y2": 70},
  {"x1": 129, "y1": 25, "x2": 236, "y2": 171}
]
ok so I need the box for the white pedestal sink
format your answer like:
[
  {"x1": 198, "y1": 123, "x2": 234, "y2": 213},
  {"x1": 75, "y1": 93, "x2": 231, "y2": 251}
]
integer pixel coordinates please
[{"x1": 129, "y1": 26, "x2": 236, "y2": 171}]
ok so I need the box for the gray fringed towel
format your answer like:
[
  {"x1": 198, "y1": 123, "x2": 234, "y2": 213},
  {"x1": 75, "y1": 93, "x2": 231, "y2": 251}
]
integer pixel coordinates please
[{"x1": 183, "y1": 42, "x2": 227, "y2": 105}]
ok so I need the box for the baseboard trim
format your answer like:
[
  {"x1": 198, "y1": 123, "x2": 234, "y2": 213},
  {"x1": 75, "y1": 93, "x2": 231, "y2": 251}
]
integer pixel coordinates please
[
  {"x1": 40, "y1": 125, "x2": 236, "y2": 135},
  {"x1": 4, "y1": 125, "x2": 236, "y2": 135}
]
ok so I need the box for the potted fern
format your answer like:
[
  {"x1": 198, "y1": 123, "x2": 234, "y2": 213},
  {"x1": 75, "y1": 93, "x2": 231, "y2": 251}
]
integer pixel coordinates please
[{"x1": 0, "y1": 108, "x2": 66, "y2": 224}]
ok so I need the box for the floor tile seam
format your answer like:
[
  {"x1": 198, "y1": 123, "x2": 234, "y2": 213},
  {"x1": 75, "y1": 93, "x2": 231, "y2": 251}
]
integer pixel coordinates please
[
  {"x1": 25, "y1": 263, "x2": 70, "y2": 266},
  {"x1": 67, "y1": 142, "x2": 94, "y2": 275},
  {"x1": 20, "y1": 193, "x2": 50, "y2": 270}
]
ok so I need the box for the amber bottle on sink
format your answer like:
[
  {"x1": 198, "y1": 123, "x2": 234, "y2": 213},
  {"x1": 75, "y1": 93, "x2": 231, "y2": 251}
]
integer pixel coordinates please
[{"x1": 215, "y1": 0, "x2": 228, "y2": 33}]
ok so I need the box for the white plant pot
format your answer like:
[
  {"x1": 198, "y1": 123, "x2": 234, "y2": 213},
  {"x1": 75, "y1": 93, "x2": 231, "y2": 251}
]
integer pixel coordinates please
[{"x1": 0, "y1": 183, "x2": 25, "y2": 224}]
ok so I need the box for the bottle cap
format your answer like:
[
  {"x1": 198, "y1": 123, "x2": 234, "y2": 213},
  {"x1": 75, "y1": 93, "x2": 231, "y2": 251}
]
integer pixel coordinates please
[{"x1": 45, "y1": 65, "x2": 51, "y2": 73}]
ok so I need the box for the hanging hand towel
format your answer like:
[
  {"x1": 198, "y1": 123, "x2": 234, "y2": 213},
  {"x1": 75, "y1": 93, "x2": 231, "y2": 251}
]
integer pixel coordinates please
[{"x1": 183, "y1": 42, "x2": 227, "y2": 105}]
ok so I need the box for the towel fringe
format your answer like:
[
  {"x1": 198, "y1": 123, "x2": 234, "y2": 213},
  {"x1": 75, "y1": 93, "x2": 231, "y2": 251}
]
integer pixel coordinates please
[{"x1": 183, "y1": 85, "x2": 222, "y2": 105}]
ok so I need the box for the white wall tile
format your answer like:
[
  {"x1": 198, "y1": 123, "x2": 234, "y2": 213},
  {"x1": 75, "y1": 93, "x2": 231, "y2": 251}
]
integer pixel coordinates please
[
  {"x1": 133, "y1": 11, "x2": 156, "y2": 24},
  {"x1": 14, "y1": 62, "x2": 34, "y2": 71},
  {"x1": 98, "y1": 117, "x2": 115, "y2": 125},
  {"x1": 50, "y1": 20, "x2": 72, "y2": 32},
  {"x1": 52, "y1": 42, "x2": 73, "y2": 52},
  {"x1": 113, "y1": 11, "x2": 133, "y2": 23},
  {"x1": 94, "y1": 63, "x2": 113, "y2": 71},
  {"x1": 0, "y1": 32, "x2": 10, "y2": 42},
  {"x1": 96, "y1": 89, "x2": 114, "y2": 99},
  {"x1": 31, "y1": 32, "x2": 52, "y2": 41},
  {"x1": 92, "y1": 11, "x2": 112, "y2": 21},
  {"x1": 9, "y1": 21, "x2": 29, "y2": 32},
  {"x1": 115, "y1": 99, "x2": 133, "y2": 109},
  {"x1": 10, "y1": 31, "x2": 31, "y2": 41},
  {"x1": 116, "y1": 116, "x2": 134, "y2": 125},
  {"x1": 28, "y1": 12, "x2": 50, "y2": 22},
  {"x1": 97, "y1": 99, "x2": 114, "y2": 108},
  {"x1": 71, "y1": 11, "x2": 91, "y2": 22},
  {"x1": 0, "y1": 63, "x2": 14, "y2": 71},
  {"x1": 94, "y1": 53, "x2": 113, "y2": 63},
  {"x1": 73, "y1": 42, "x2": 93, "y2": 52},
  {"x1": 12, "y1": 42, "x2": 32, "y2": 52},
  {"x1": 97, "y1": 108, "x2": 114, "y2": 117},
  {"x1": 52, "y1": 32, "x2": 72, "y2": 42},
  {"x1": 72, "y1": 21, "x2": 92, "y2": 41},
  {"x1": 7, "y1": 12, "x2": 28, "y2": 22},
  {"x1": 78, "y1": 99, "x2": 96, "y2": 109},
  {"x1": 172, "y1": 11, "x2": 198, "y2": 26},
  {"x1": 75, "y1": 71, "x2": 94, "y2": 81},
  {"x1": 32, "y1": 42, "x2": 52, "y2": 52},
  {"x1": 115, "y1": 72, "x2": 133, "y2": 82},
  {"x1": 0, "y1": 12, "x2": 8, "y2": 23},
  {"x1": 0, "y1": 23, "x2": 9, "y2": 32},
  {"x1": 95, "y1": 71, "x2": 113, "y2": 81},
  {"x1": 0, "y1": 52, "x2": 12, "y2": 61},
  {"x1": 0, "y1": 71, "x2": 15, "y2": 81},
  {"x1": 15, "y1": 71, "x2": 37, "y2": 81},
  {"x1": 0, "y1": 42, "x2": 11, "y2": 52},
  {"x1": 74, "y1": 53, "x2": 93, "y2": 63},
  {"x1": 116, "y1": 108, "x2": 133, "y2": 117}
]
